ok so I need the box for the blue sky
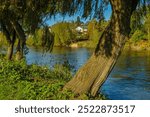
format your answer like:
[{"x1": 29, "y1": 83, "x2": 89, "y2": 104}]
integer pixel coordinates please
[{"x1": 46, "y1": 4, "x2": 112, "y2": 26}]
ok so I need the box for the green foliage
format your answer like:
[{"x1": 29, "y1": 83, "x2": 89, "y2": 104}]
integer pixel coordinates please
[
  {"x1": 130, "y1": 8, "x2": 150, "y2": 42},
  {"x1": 51, "y1": 22, "x2": 75, "y2": 46},
  {"x1": 78, "y1": 19, "x2": 106, "y2": 48},
  {"x1": 0, "y1": 55, "x2": 73, "y2": 100},
  {"x1": 27, "y1": 22, "x2": 77, "y2": 47},
  {"x1": 130, "y1": 8, "x2": 144, "y2": 34},
  {"x1": 130, "y1": 29, "x2": 147, "y2": 42},
  {"x1": 88, "y1": 19, "x2": 106, "y2": 41},
  {"x1": 1, "y1": 0, "x2": 149, "y2": 57},
  {"x1": 0, "y1": 55, "x2": 106, "y2": 100},
  {"x1": 41, "y1": 27, "x2": 54, "y2": 52},
  {"x1": 26, "y1": 28, "x2": 54, "y2": 51},
  {"x1": 26, "y1": 29, "x2": 43, "y2": 46},
  {"x1": 143, "y1": 14, "x2": 150, "y2": 40},
  {"x1": 25, "y1": 19, "x2": 109, "y2": 48}
]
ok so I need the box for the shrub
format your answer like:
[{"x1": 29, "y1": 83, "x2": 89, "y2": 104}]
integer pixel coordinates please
[
  {"x1": 0, "y1": 55, "x2": 106, "y2": 100},
  {"x1": 0, "y1": 56, "x2": 73, "y2": 99},
  {"x1": 130, "y1": 29, "x2": 147, "y2": 42}
]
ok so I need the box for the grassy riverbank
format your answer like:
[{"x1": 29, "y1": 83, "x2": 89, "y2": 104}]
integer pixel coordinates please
[
  {"x1": 0, "y1": 54, "x2": 106, "y2": 100},
  {"x1": 1, "y1": 32, "x2": 150, "y2": 52},
  {"x1": 69, "y1": 39, "x2": 150, "y2": 50},
  {"x1": 124, "y1": 40, "x2": 150, "y2": 50}
]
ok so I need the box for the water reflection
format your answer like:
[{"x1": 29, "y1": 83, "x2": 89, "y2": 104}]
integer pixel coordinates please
[
  {"x1": 101, "y1": 49, "x2": 150, "y2": 100},
  {"x1": 26, "y1": 47, "x2": 93, "y2": 72},
  {"x1": 26, "y1": 47, "x2": 150, "y2": 100}
]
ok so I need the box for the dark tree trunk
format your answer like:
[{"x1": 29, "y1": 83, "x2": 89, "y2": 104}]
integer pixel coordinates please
[
  {"x1": 64, "y1": 0, "x2": 139, "y2": 96},
  {"x1": 0, "y1": 20, "x2": 16, "y2": 60},
  {"x1": 7, "y1": 30, "x2": 16, "y2": 60},
  {"x1": 15, "y1": 39, "x2": 22, "y2": 60},
  {"x1": 10, "y1": 20, "x2": 26, "y2": 60},
  {"x1": 7, "y1": 44, "x2": 14, "y2": 60}
]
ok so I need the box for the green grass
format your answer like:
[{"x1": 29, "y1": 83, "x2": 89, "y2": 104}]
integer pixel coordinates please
[{"x1": 0, "y1": 55, "x2": 106, "y2": 100}]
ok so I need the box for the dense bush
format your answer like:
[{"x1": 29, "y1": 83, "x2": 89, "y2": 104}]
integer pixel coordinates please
[
  {"x1": 0, "y1": 56, "x2": 73, "y2": 100},
  {"x1": 26, "y1": 22, "x2": 76, "y2": 47},
  {"x1": 51, "y1": 22, "x2": 75, "y2": 46},
  {"x1": 0, "y1": 55, "x2": 106, "y2": 100},
  {"x1": 130, "y1": 29, "x2": 147, "y2": 42},
  {"x1": 129, "y1": 10, "x2": 150, "y2": 42},
  {"x1": 26, "y1": 29, "x2": 43, "y2": 46},
  {"x1": 77, "y1": 20, "x2": 106, "y2": 48}
]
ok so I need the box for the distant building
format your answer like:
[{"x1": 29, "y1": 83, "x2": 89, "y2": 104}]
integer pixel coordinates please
[{"x1": 75, "y1": 26, "x2": 83, "y2": 33}]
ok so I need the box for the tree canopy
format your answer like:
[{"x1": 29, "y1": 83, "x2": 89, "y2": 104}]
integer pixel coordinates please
[
  {"x1": 0, "y1": 0, "x2": 149, "y2": 37},
  {"x1": 0, "y1": 0, "x2": 149, "y2": 60}
]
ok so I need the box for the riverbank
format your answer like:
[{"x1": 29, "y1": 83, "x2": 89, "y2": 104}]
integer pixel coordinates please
[
  {"x1": 0, "y1": 54, "x2": 106, "y2": 100},
  {"x1": 69, "y1": 39, "x2": 150, "y2": 50},
  {"x1": 70, "y1": 40, "x2": 97, "y2": 48},
  {"x1": 124, "y1": 40, "x2": 150, "y2": 50},
  {"x1": 1, "y1": 31, "x2": 150, "y2": 51}
]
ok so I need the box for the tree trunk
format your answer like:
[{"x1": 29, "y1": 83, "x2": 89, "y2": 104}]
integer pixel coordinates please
[
  {"x1": 6, "y1": 30, "x2": 16, "y2": 60},
  {"x1": 7, "y1": 43, "x2": 14, "y2": 60},
  {"x1": 15, "y1": 39, "x2": 23, "y2": 61},
  {"x1": 64, "y1": 0, "x2": 139, "y2": 96},
  {"x1": 0, "y1": 20, "x2": 16, "y2": 60},
  {"x1": 10, "y1": 20, "x2": 26, "y2": 60}
]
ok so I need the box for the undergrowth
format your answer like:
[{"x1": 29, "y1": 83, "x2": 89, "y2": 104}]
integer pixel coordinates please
[{"x1": 0, "y1": 55, "x2": 106, "y2": 100}]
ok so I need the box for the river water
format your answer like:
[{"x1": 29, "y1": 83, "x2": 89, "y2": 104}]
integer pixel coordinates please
[{"x1": 26, "y1": 47, "x2": 150, "y2": 100}]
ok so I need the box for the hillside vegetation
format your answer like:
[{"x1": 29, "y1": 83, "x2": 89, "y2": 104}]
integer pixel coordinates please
[{"x1": 1, "y1": 14, "x2": 150, "y2": 49}]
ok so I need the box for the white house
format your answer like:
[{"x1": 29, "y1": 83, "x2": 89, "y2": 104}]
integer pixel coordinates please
[{"x1": 75, "y1": 26, "x2": 83, "y2": 33}]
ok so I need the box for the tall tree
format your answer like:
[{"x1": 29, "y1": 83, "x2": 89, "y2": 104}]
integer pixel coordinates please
[
  {"x1": 0, "y1": 19, "x2": 16, "y2": 60},
  {"x1": 64, "y1": 0, "x2": 148, "y2": 96},
  {"x1": 0, "y1": 0, "x2": 27, "y2": 60},
  {"x1": 0, "y1": 0, "x2": 53, "y2": 60}
]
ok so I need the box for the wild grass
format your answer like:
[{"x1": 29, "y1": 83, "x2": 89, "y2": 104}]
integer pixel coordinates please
[{"x1": 0, "y1": 55, "x2": 106, "y2": 100}]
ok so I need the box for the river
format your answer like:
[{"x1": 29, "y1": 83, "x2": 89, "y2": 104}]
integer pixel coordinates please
[{"x1": 26, "y1": 47, "x2": 150, "y2": 100}]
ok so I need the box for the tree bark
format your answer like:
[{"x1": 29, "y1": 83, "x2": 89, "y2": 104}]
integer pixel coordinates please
[
  {"x1": 0, "y1": 20, "x2": 16, "y2": 60},
  {"x1": 10, "y1": 20, "x2": 26, "y2": 60},
  {"x1": 7, "y1": 30, "x2": 16, "y2": 60},
  {"x1": 16, "y1": 38, "x2": 23, "y2": 61},
  {"x1": 64, "y1": 0, "x2": 139, "y2": 96}
]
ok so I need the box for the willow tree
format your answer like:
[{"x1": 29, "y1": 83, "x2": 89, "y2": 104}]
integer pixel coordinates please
[
  {"x1": 0, "y1": 0, "x2": 82, "y2": 60},
  {"x1": 64, "y1": 0, "x2": 149, "y2": 96},
  {"x1": 0, "y1": 0, "x2": 53, "y2": 60}
]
